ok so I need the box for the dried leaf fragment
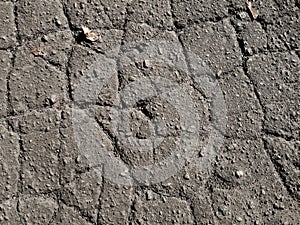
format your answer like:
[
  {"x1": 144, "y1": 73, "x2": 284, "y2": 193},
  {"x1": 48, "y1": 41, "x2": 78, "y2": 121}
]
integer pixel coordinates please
[
  {"x1": 247, "y1": 1, "x2": 259, "y2": 19},
  {"x1": 82, "y1": 26, "x2": 100, "y2": 42},
  {"x1": 82, "y1": 26, "x2": 91, "y2": 35},
  {"x1": 31, "y1": 47, "x2": 46, "y2": 57}
]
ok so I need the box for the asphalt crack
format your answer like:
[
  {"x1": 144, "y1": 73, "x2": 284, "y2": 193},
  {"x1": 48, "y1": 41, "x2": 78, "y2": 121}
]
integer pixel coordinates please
[{"x1": 230, "y1": 18, "x2": 298, "y2": 203}]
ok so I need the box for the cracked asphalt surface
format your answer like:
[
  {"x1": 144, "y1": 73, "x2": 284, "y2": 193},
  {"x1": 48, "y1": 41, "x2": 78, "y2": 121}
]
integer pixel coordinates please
[{"x1": 0, "y1": 0, "x2": 299, "y2": 224}]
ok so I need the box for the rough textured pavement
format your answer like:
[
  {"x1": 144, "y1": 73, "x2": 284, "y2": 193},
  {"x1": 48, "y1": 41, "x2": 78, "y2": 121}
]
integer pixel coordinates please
[{"x1": 0, "y1": 0, "x2": 299, "y2": 224}]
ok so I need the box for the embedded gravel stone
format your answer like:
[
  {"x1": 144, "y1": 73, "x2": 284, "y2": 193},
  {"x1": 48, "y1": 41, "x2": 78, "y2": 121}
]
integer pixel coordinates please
[{"x1": 0, "y1": 2, "x2": 16, "y2": 48}]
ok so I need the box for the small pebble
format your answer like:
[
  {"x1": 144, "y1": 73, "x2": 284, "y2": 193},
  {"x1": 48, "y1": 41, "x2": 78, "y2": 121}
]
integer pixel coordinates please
[
  {"x1": 236, "y1": 216, "x2": 243, "y2": 222},
  {"x1": 146, "y1": 190, "x2": 153, "y2": 200},
  {"x1": 143, "y1": 60, "x2": 152, "y2": 68},
  {"x1": 50, "y1": 95, "x2": 58, "y2": 104},
  {"x1": 183, "y1": 173, "x2": 190, "y2": 180},
  {"x1": 273, "y1": 202, "x2": 285, "y2": 210},
  {"x1": 235, "y1": 170, "x2": 244, "y2": 178},
  {"x1": 41, "y1": 35, "x2": 48, "y2": 42}
]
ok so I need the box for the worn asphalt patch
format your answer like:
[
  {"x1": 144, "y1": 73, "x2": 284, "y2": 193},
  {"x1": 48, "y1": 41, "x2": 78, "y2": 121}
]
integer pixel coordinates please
[{"x1": 0, "y1": 0, "x2": 299, "y2": 224}]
